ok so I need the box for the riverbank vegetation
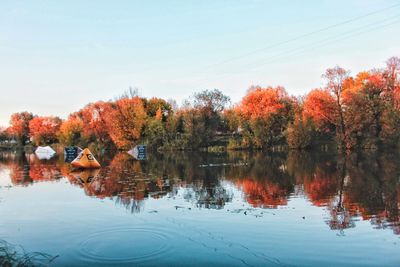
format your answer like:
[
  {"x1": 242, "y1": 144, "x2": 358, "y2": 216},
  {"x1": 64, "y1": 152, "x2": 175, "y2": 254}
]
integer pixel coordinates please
[
  {"x1": 0, "y1": 239, "x2": 55, "y2": 266},
  {"x1": 1, "y1": 56, "x2": 399, "y2": 151}
]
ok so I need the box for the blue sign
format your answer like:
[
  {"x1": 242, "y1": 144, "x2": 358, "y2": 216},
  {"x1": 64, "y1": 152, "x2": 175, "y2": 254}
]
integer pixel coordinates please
[
  {"x1": 64, "y1": 147, "x2": 82, "y2": 163},
  {"x1": 136, "y1": 145, "x2": 146, "y2": 160}
]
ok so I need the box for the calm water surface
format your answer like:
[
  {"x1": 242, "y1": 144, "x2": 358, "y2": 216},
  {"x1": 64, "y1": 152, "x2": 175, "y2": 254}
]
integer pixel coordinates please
[{"x1": 0, "y1": 150, "x2": 399, "y2": 266}]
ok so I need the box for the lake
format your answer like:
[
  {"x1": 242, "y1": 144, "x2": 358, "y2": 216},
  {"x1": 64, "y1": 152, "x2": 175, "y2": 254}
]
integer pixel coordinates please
[{"x1": 0, "y1": 150, "x2": 399, "y2": 266}]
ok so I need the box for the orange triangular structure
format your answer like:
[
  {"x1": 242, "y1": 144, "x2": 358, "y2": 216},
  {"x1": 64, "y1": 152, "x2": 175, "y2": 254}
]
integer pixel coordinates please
[
  {"x1": 72, "y1": 169, "x2": 100, "y2": 185},
  {"x1": 71, "y1": 148, "x2": 101, "y2": 169}
]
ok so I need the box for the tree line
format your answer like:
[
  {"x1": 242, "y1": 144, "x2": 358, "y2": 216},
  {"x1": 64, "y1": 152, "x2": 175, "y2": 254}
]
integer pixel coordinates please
[{"x1": 1, "y1": 56, "x2": 399, "y2": 151}]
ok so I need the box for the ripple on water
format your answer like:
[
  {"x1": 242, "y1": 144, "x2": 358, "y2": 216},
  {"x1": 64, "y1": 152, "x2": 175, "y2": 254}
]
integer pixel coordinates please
[{"x1": 78, "y1": 227, "x2": 173, "y2": 264}]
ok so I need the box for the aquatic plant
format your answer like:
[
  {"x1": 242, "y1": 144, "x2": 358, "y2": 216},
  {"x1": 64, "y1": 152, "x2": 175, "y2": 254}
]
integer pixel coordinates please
[{"x1": 0, "y1": 240, "x2": 56, "y2": 267}]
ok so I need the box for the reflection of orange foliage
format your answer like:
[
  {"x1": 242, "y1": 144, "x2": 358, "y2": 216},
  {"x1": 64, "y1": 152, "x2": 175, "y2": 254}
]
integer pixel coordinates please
[
  {"x1": 60, "y1": 163, "x2": 75, "y2": 182},
  {"x1": 9, "y1": 162, "x2": 32, "y2": 185},
  {"x1": 68, "y1": 153, "x2": 149, "y2": 204},
  {"x1": 342, "y1": 190, "x2": 399, "y2": 230},
  {"x1": 29, "y1": 165, "x2": 59, "y2": 182},
  {"x1": 303, "y1": 172, "x2": 338, "y2": 207},
  {"x1": 6, "y1": 154, "x2": 65, "y2": 185},
  {"x1": 28, "y1": 156, "x2": 62, "y2": 182},
  {"x1": 236, "y1": 178, "x2": 288, "y2": 208}
]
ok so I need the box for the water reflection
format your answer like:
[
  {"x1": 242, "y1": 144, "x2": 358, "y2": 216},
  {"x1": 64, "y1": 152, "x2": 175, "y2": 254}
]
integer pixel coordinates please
[{"x1": 0, "y1": 150, "x2": 399, "y2": 235}]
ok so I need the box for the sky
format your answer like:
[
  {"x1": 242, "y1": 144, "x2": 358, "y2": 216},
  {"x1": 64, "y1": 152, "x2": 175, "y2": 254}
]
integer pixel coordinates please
[{"x1": 0, "y1": 0, "x2": 399, "y2": 126}]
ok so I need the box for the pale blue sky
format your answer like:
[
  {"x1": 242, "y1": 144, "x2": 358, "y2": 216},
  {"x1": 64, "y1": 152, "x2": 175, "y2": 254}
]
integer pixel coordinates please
[{"x1": 1, "y1": 0, "x2": 399, "y2": 126}]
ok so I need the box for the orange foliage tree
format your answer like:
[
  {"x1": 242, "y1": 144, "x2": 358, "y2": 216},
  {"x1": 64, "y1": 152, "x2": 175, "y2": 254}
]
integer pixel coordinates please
[
  {"x1": 5, "y1": 56, "x2": 400, "y2": 151},
  {"x1": 106, "y1": 97, "x2": 147, "y2": 150},
  {"x1": 303, "y1": 89, "x2": 336, "y2": 132},
  {"x1": 9, "y1": 112, "x2": 34, "y2": 145},
  {"x1": 238, "y1": 86, "x2": 294, "y2": 148},
  {"x1": 71, "y1": 101, "x2": 114, "y2": 144},
  {"x1": 58, "y1": 116, "x2": 85, "y2": 146},
  {"x1": 240, "y1": 86, "x2": 289, "y2": 120},
  {"x1": 29, "y1": 116, "x2": 62, "y2": 145}
]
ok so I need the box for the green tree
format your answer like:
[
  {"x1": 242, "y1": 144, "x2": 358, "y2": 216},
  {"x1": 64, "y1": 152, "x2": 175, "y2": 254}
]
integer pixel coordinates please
[{"x1": 143, "y1": 119, "x2": 166, "y2": 148}]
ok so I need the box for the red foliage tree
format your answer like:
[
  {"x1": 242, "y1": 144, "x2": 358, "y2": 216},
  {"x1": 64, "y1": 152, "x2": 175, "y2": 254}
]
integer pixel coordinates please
[{"x1": 303, "y1": 89, "x2": 336, "y2": 132}]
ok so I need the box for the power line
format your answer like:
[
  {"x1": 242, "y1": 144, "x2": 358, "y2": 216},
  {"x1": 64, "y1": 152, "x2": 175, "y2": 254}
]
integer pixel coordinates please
[
  {"x1": 201, "y1": 2, "x2": 400, "y2": 71},
  {"x1": 194, "y1": 15, "x2": 400, "y2": 86},
  {"x1": 250, "y1": 19, "x2": 400, "y2": 73},
  {"x1": 240, "y1": 14, "x2": 400, "y2": 72}
]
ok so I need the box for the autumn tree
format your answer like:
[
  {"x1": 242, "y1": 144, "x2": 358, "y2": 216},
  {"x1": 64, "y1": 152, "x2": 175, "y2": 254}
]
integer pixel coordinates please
[
  {"x1": 287, "y1": 115, "x2": 314, "y2": 149},
  {"x1": 342, "y1": 67, "x2": 400, "y2": 149},
  {"x1": 346, "y1": 72, "x2": 386, "y2": 148},
  {"x1": 379, "y1": 57, "x2": 400, "y2": 146},
  {"x1": 303, "y1": 89, "x2": 336, "y2": 133},
  {"x1": 4, "y1": 56, "x2": 400, "y2": 151},
  {"x1": 239, "y1": 86, "x2": 294, "y2": 148},
  {"x1": 72, "y1": 101, "x2": 114, "y2": 144},
  {"x1": 58, "y1": 117, "x2": 85, "y2": 146},
  {"x1": 8, "y1": 112, "x2": 34, "y2": 145},
  {"x1": 29, "y1": 116, "x2": 62, "y2": 145},
  {"x1": 0, "y1": 126, "x2": 9, "y2": 142},
  {"x1": 323, "y1": 66, "x2": 350, "y2": 149},
  {"x1": 143, "y1": 97, "x2": 172, "y2": 121},
  {"x1": 106, "y1": 96, "x2": 147, "y2": 150},
  {"x1": 383, "y1": 56, "x2": 400, "y2": 102}
]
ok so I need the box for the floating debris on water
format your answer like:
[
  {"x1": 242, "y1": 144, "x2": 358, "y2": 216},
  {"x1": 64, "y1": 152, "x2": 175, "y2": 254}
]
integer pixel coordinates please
[{"x1": 198, "y1": 162, "x2": 248, "y2": 168}]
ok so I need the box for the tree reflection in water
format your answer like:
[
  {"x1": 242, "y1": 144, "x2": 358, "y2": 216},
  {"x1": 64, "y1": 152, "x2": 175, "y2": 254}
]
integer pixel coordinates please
[{"x1": 1, "y1": 149, "x2": 399, "y2": 235}]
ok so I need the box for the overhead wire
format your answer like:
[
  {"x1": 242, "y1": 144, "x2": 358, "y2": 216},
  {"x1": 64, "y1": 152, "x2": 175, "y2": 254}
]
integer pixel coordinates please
[
  {"x1": 190, "y1": 11, "x2": 400, "y2": 87},
  {"x1": 200, "y1": 2, "x2": 400, "y2": 71}
]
